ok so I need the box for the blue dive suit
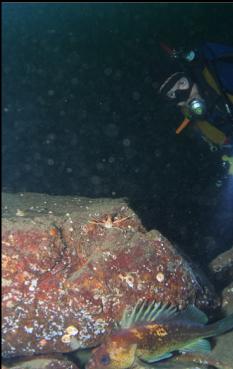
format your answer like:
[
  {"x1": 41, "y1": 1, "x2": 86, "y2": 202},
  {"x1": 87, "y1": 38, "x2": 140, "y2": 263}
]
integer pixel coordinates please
[{"x1": 182, "y1": 42, "x2": 233, "y2": 151}]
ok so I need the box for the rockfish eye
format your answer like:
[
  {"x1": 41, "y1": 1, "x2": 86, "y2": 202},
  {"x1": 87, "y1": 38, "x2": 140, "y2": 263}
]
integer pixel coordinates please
[{"x1": 100, "y1": 354, "x2": 111, "y2": 365}]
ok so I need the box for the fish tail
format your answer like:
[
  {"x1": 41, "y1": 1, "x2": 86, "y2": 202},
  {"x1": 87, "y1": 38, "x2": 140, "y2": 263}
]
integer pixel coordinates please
[{"x1": 205, "y1": 314, "x2": 233, "y2": 338}]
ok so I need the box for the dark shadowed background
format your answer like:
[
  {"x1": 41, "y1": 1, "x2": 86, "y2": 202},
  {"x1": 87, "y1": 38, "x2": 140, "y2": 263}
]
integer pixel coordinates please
[{"x1": 2, "y1": 3, "x2": 233, "y2": 267}]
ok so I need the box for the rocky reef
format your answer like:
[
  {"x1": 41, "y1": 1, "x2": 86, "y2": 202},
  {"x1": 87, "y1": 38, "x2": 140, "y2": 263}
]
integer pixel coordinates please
[{"x1": 2, "y1": 193, "x2": 230, "y2": 368}]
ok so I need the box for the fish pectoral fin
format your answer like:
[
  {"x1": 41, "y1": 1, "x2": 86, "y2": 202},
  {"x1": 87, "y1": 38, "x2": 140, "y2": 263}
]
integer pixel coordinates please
[
  {"x1": 179, "y1": 338, "x2": 211, "y2": 353},
  {"x1": 138, "y1": 351, "x2": 173, "y2": 363}
]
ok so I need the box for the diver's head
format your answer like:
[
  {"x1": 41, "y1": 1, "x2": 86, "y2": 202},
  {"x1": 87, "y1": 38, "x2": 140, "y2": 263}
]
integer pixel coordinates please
[
  {"x1": 159, "y1": 72, "x2": 193, "y2": 104},
  {"x1": 158, "y1": 72, "x2": 206, "y2": 117}
]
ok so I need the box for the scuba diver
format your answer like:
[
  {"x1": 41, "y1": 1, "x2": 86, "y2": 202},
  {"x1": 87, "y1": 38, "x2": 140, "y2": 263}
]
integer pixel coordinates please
[{"x1": 157, "y1": 42, "x2": 233, "y2": 178}]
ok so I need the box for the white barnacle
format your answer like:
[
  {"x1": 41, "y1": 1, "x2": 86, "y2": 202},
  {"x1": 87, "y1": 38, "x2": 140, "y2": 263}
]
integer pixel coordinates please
[
  {"x1": 29, "y1": 279, "x2": 38, "y2": 291},
  {"x1": 156, "y1": 272, "x2": 165, "y2": 283},
  {"x1": 119, "y1": 273, "x2": 135, "y2": 288},
  {"x1": 16, "y1": 209, "x2": 25, "y2": 217},
  {"x1": 65, "y1": 325, "x2": 79, "y2": 336},
  {"x1": 24, "y1": 326, "x2": 33, "y2": 334},
  {"x1": 61, "y1": 334, "x2": 71, "y2": 343}
]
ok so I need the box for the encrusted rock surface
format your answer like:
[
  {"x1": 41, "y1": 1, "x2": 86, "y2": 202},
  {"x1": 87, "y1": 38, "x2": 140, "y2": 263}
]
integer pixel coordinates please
[
  {"x1": 201, "y1": 281, "x2": 233, "y2": 369},
  {"x1": 2, "y1": 356, "x2": 80, "y2": 369},
  {"x1": 209, "y1": 247, "x2": 233, "y2": 285},
  {"x1": 2, "y1": 193, "x2": 219, "y2": 361}
]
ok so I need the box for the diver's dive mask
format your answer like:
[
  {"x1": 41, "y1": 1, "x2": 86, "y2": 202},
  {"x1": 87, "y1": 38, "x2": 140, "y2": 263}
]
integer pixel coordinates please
[
  {"x1": 159, "y1": 72, "x2": 194, "y2": 104},
  {"x1": 187, "y1": 98, "x2": 207, "y2": 117},
  {"x1": 159, "y1": 72, "x2": 207, "y2": 118}
]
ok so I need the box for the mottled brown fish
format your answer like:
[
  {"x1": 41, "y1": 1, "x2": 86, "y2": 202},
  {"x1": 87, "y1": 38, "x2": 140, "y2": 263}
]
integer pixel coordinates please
[{"x1": 86, "y1": 300, "x2": 233, "y2": 369}]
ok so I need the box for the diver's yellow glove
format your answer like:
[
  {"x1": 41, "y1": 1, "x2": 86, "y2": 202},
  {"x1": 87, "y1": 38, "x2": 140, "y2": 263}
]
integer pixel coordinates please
[{"x1": 222, "y1": 155, "x2": 233, "y2": 175}]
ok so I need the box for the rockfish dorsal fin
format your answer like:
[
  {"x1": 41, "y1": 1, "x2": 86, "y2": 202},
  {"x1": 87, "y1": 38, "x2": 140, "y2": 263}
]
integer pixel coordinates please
[
  {"x1": 177, "y1": 305, "x2": 208, "y2": 324},
  {"x1": 119, "y1": 300, "x2": 178, "y2": 328}
]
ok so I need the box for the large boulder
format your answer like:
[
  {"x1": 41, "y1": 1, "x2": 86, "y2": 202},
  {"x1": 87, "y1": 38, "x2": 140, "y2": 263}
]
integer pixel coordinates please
[{"x1": 2, "y1": 193, "x2": 219, "y2": 360}]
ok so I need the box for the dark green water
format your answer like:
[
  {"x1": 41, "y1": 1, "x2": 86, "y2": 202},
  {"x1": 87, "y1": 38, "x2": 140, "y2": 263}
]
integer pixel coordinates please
[{"x1": 2, "y1": 3, "x2": 233, "y2": 263}]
